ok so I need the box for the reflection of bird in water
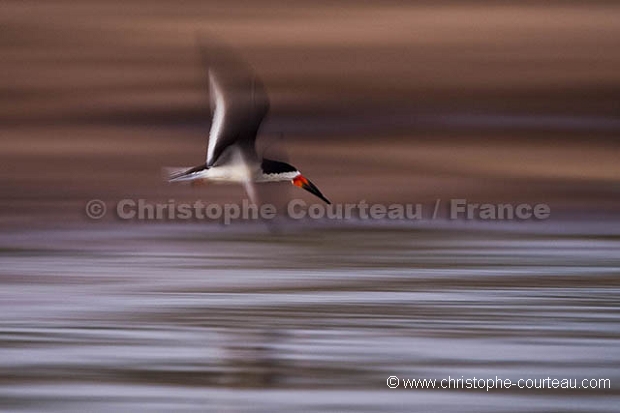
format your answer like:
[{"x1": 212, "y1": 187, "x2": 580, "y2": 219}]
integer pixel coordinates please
[
  {"x1": 222, "y1": 329, "x2": 286, "y2": 388},
  {"x1": 165, "y1": 44, "x2": 330, "y2": 205}
]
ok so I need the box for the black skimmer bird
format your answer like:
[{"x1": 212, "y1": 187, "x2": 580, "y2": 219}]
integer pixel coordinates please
[{"x1": 166, "y1": 47, "x2": 330, "y2": 205}]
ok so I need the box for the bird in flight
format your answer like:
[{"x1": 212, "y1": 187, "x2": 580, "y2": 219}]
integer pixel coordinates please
[{"x1": 166, "y1": 45, "x2": 330, "y2": 205}]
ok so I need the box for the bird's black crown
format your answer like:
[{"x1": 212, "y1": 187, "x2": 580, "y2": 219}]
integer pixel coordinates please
[{"x1": 261, "y1": 159, "x2": 297, "y2": 174}]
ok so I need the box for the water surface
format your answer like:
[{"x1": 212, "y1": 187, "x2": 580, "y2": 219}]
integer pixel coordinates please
[{"x1": 1, "y1": 223, "x2": 618, "y2": 412}]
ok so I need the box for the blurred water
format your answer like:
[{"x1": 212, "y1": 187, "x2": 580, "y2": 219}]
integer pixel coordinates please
[{"x1": 1, "y1": 223, "x2": 619, "y2": 412}]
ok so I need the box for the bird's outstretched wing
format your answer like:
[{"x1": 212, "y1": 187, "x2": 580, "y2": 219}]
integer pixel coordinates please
[{"x1": 200, "y1": 43, "x2": 270, "y2": 167}]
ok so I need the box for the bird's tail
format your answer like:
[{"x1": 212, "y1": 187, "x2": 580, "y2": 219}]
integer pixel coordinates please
[{"x1": 162, "y1": 166, "x2": 205, "y2": 183}]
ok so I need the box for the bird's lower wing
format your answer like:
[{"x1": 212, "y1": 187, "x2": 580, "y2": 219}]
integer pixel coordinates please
[{"x1": 242, "y1": 180, "x2": 258, "y2": 205}]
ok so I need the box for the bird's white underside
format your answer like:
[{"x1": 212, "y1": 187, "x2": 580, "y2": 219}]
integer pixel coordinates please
[{"x1": 176, "y1": 164, "x2": 300, "y2": 184}]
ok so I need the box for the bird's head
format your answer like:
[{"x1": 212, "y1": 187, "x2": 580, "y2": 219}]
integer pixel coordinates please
[{"x1": 261, "y1": 159, "x2": 330, "y2": 204}]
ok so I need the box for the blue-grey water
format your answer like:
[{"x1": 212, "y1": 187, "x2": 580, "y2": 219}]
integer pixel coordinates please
[{"x1": 1, "y1": 222, "x2": 619, "y2": 412}]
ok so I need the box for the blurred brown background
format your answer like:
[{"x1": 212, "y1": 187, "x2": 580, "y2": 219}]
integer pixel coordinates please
[{"x1": 1, "y1": 0, "x2": 619, "y2": 225}]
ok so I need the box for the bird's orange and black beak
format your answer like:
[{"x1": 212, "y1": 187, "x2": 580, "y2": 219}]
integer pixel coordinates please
[{"x1": 292, "y1": 175, "x2": 331, "y2": 204}]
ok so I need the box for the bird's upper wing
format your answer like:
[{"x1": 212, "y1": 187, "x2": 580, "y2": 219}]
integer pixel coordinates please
[{"x1": 203, "y1": 47, "x2": 270, "y2": 167}]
